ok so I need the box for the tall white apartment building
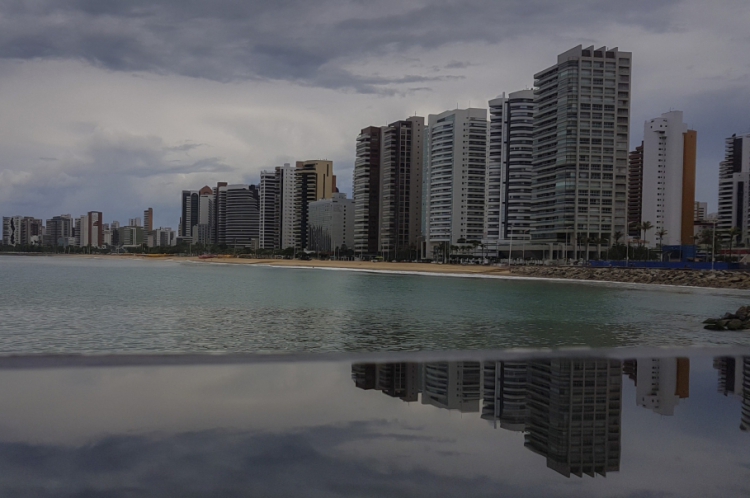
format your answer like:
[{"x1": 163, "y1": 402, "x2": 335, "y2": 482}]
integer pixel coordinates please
[
  {"x1": 276, "y1": 164, "x2": 296, "y2": 250},
  {"x1": 308, "y1": 193, "x2": 354, "y2": 253},
  {"x1": 424, "y1": 108, "x2": 487, "y2": 257},
  {"x1": 486, "y1": 90, "x2": 534, "y2": 244},
  {"x1": 718, "y1": 133, "x2": 750, "y2": 245},
  {"x1": 531, "y1": 46, "x2": 631, "y2": 254},
  {"x1": 640, "y1": 111, "x2": 696, "y2": 247}
]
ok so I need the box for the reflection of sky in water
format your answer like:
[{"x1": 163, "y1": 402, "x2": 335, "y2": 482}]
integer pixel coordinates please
[
  {"x1": 2, "y1": 257, "x2": 750, "y2": 353},
  {"x1": 0, "y1": 353, "x2": 748, "y2": 497}
]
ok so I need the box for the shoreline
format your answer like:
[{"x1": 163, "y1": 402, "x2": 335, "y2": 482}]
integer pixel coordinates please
[{"x1": 4, "y1": 253, "x2": 750, "y2": 291}]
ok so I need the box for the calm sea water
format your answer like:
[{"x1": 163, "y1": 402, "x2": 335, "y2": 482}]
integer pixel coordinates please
[{"x1": 1, "y1": 256, "x2": 750, "y2": 354}]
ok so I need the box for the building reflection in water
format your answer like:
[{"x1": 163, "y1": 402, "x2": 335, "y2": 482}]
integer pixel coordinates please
[
  {"x1": 714, "y1": 356, "x2": 750, "y2": 431},
  {"x1": 351, "y1": 356, "x2": 750, "y2": 478}
]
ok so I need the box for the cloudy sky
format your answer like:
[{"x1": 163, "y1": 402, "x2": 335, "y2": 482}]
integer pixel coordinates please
[{"x1": 0, "y1": 0, "x2": 748, "y2": 227}]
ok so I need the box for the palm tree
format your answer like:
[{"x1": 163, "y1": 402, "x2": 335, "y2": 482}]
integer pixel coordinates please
[
  {"x1": 727, "y1": 227, "x2": 741, "y2": 262},
  {"x1": 656, "y1": 228, "x2": 668, "y2": 262},
  {"x1": 640, "y1": 221, "x2": 653, "y2": 260}
]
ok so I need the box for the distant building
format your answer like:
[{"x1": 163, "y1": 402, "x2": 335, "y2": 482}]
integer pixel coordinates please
[
  {"x1": 150, "y1": 227, "x2": 175, "y2": 247},
  {"x1": 128, "y1": 217, "x2": 142, "y2": 227},
  {"x1": 275, "y1": 164, "x2": 296, "y2": 250},
  {"x1": 486, "y1": 91, "x2": 534, "y2": 245},
  {"x1": 225, "y1": 184, "x2": 260, "y2": 248},
  {"x1": 308, "y1": 193, "x2": 354, "y2": 253},
  {"x1": 627, "y1": 144, "x2": 644, "y2": 237},
  {"x1": 718, "y1": 132, "x2": 750, "y2": 245},
  {"x1": 44, "y1": 215, "x2": 74, "y2": 247},
  {"x1": 294, "y1": 160, "x2": 336, "y2": 250},
  {"x1": 350, "y1": 362, "x2": 420, "y2": 402},
  {"x1": 118, "y1": 225, "x2": 144, "y2": 248},
  {"x1": 2, "y1": 216, "x2": 43, "y2": 246},
  {"x1": 143, "y1": 208, "x2": 153, "y2": 233},
  {"x1": 75, "y1": 212, "x2": 104, "y2": 248},
  {"x1": 379, "y1": 117, "x2": 425, "y2": 259},
  {"x1": 640, "y1": 111, "x2": 697, "y2": 246},
  {"x1": 259, "y1": 170, "x2": 279, "y2": 250},
  {"x1": 213, "y1": 182, "x2": 228, "y2": 245},
  {"x1": 353, "y1": 126, "x2": 381, "y2": 256},
  {"x1": 424, "y1": 108, "x2": 488, "y2": 258},
  {"x1": 180, "y1": 190, "x2": 199, "y2": 239},
  {"x1": 482, "y1": 361, "x2": 529, "y2": 431},
  {"x1": 636, "y1": 357, "x2": 690, "y2": 416},
  {"x1": 197, "y1": 186, "x2": 213, "y2": 245},
  {"x1": 694, "y1": 201, "x2": 707, "y2": 222}
]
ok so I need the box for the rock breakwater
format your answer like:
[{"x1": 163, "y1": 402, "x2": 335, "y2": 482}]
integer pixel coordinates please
[
  {"x1": 704, "y1": 306, "x2": 750, "y2": 330},
  {"x1": 509, "y1": 266, "x2": 750, "y2": 290}
]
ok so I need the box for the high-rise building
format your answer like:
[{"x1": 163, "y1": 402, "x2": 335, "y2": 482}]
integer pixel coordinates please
[
  {"x1": 424, "y1": 108, "x2": 488, "y2": 258},
  {"x1": 75, "y1": 212, "x2": 104, "y2": 248},
  {"x1": 294, "y1": 160, "x2": 336, "y2": 250},
  {"x1": 44, "y1": 215, "x2": 74, "y2": 247},
  {"x1": 275, "y1": 164, "x2": 296, "y2": 250},
  {"x1": 531, "y1": 45, "x2": 631, "y2": 256},
  {"x1": 525, "y1": 359, "x2": 622, "y2": 478},
  {"x1": 635, "y1": 358, "x2": 690, "y2": 416},
  {"x1": 308, "y1": 193, "x2": 354, "y2": 253},
  {"x1": 128, "y1": 217, "x2": 142, "y2": 227},
  {"x1": 353, "y1": 127, "x2": 381, "y2": 256},
  {"x1": 379, "y1": 117, "x2": 425, "y2": 259},
  {"x1": 718, "y1": 133, "x2": 750, "y2": 245},
  {"x1": 694, "y1": 202, "x2": 707, "y2": 222},
  {"x1": 259, "y1": 170, "x2": 279, "y2": 250},
  {"x1": 627, "y1": 144, "x2": 644, "y2": 237},
  {"x1": 143, "y1": 208, "x2": 153, "y2": 233},
  {"x1": 421, "y1": 361, "x2": 481, "y2": 412},
  {"x1": 486, "y1": 91, "x2": 535, "y2": 246},
  {"x1": 180, "y1": 190, "x2": 199, "y2": 239},
  {"x1": 197, "y1": 186, "x2": 213, "y2": 245},
  {"x1": 2, "y1": 216, "x2": 43, "y2": 246},
  {"x1": 351, "y1": 362, "x2": 420, "y2": 402},
  {"x1": 213, "y1": 182, "x2": 228, "y2": 245},
  {"x1": 713, "y1": 356, "x2": 750, "y2": 431},
  {"x1": 225, "y1": 184, "x2": 260, "y2": 249},
  {"x1": 640, "y1": 111, "x2": 697, "y2": 247},
  {"x1": 151, "y1": 227, "x2": 175, "y2": 247}
]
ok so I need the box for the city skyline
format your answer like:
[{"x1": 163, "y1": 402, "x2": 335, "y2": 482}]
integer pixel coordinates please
[{"x1": 0, "y1": 1, "x2": 748, "y2": 228}]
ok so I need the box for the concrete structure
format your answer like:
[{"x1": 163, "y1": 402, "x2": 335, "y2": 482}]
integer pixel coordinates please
[
  {"x1": 713, "y1": 356, "x2": 750, "y2": 431},
  {"x1": 351, "y1": 362, "x2": 420, "y2": 402},
  {"x1": 635, "y1": 357, "x2": 690, "y2": 416},
  {"x1": 150, "y1": 227, "x2": 175, "y2": 247},
  {"x1": 308, "y1": 193, "x2": 354, "y2": 253},
  {"x1": 2, "y1": 216, "x2": 43, "y2": 246},
  {"x1": 421, "y1": 361, "x2": 481, "y2": 412},
  {"x1": 294, "y1": 160, "x2": 336, "y2": 250},
  {"x1": 225, "y1": 184, "x2": 260, "y2": 249},
  {"x1": 353, "y1": 127, "x2": 381, "y2": 256},
  {"x1": 197, "y1": 187, "x2": 213, "y2": 245},
  {"x1": 718, "y1": 133, "x2": 750, "y2": 245},
  {"x1": 118, "y1": 225, "x2": 144, "y2": 248},
  {"x1": 640, "y1": 111, "x2": 697, "y2": 246},
  {"x1": 486, "y1": 91, "x2": 534, "y2": 246},
  {"x1": 531, "y1": 45, "x2": 631, "y2": 256},
  {"x1": 128, "y1": 217, "x2": 141, "y2": 227},
  {"x1": 694, "y1": 201, "x2": 707, "y2": 222},
  {"x1": 44, "y1": 215, "x2": 74, "y2": 247},
  {"x1": 259, "y1": 171, "x2": 279, "y2": 250},
  {"x1": 525, "y1": 359, "x2": 621, "y2": 478},
  {"x1": 424, "y1": 108, "x2": 488, "y2": 258},
  {"x1": 627, "y1": 144, "x2": 644, "y2": 237},
  {"x1": 379, "y1": 117, "x2": 425, "y2": 260}
]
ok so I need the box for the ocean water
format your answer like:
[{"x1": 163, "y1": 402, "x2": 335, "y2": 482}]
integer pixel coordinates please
[{"x1": 1, "y1": 256, "x2": 750, "y2": 354}]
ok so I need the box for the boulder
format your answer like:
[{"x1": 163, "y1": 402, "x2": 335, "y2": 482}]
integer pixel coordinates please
[{"x1": 727, "y1": 319, "x2": 744, "y2": 331}]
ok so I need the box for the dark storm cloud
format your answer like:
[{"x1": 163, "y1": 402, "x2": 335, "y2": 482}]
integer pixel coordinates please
[{"x1": 0, "y1": 0, "x2": 681, "y2": 94}]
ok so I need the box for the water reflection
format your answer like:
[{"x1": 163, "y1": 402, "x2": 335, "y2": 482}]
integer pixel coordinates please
[{"x1": 352, "y1": 356, "x2": 750, "y2": 478}]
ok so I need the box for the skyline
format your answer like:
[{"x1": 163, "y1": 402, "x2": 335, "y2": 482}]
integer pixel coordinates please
[{"x1": 1, "y1": 1, "x2": 749, "y2": 228}]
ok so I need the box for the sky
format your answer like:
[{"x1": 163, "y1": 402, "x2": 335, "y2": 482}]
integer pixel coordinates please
[{"x1": 0, "y1": 0, "x2": 749, "y2": 228}]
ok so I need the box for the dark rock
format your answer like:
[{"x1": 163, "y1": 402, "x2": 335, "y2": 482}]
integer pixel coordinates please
[
  {"x1": 704, "y1": 324, "x2": 724, "y2": 330},
  {"x1": 719, "y1": 319, "x2": 730, "y2": 328},
  {"x1": 727, "y1": 319, "x2": 744, "y2": 330},
  {"x1": 703, "y1": 318, "x2": 719, "y2": 324}
]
